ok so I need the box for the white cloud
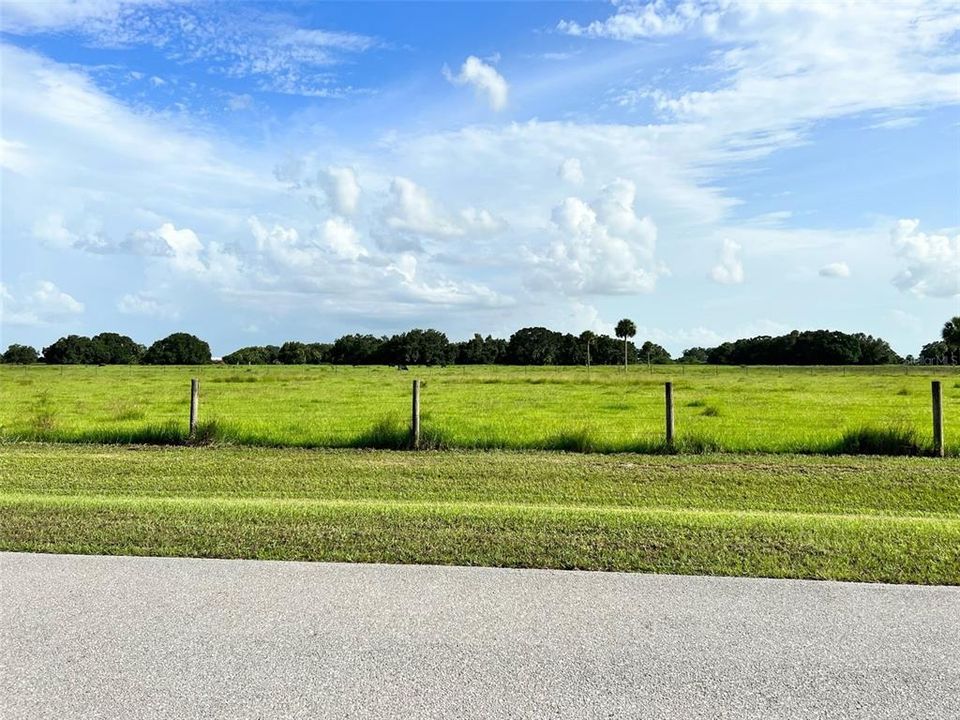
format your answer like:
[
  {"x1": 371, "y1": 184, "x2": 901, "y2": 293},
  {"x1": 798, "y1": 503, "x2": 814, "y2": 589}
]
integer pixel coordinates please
[
  {"x1": 2, "y1": 2, "x2": 379, "y2": 97},
  {"x1": 132, "y1": 223, "x2": 205, "y2": 273},
  {"x1": 0, "y1": 280, "x2": 84, "y2": 326},
  {"x1": 31, "y1": 212, "x2": 117, "y2": 252},
  {"x1": 527, "y1": 178, "x2": 664, "y2": 295},
  {"x1": 443, "y1": 56, "x2": 509, "y2": 111},
  {"x1": 31, "y1": 213, "x2": 77, "y2": 248},
  {"x1": 459, "y1": 207, "x2": 506, "y2": 235},
  {"x1": 249, "y1": 216, "x2": 316, "y2": 270},
  {"x1": 384, "y1": 177, "x2": 463, "y2": 238},
  {"x1": 558, "y1": 0, "x2": 709, "y2": 39},
  {"x1": 891, "y1": 219, "x2": 960, "y2": 298},
  {"x1": 117, "y1": 293, "x2": 178, "y2": 319},
  {"x1": 565, "y1": 0, "x2": 960, "y2": 158},
  {"x1": 321, "y1": 216, "x2": 366, "y2": 261},
  {"x1": 319, "y1": 166, "x2": 361, "y2": 216},
  {"x1": 557, "y1": 157, "x2": 584, "y2": 185},
  {"x1": 227, "y1": 93, "x2": 252, "y2": 111},
  {"x1": 0, "y1": 137, "x2": 32, "y2": 175},
  {"x1": 868, "y1": 116, "x2": 921, "y2": 131},
  {"x1": 819, "y1": 261, "x2": 851, "y2": 278},
  {"x1": 710, "y1": 239, "x2": 744, "y2": 284},
  {"x1": 0, "y1": 0, "x2": 159, "y2": 34}
]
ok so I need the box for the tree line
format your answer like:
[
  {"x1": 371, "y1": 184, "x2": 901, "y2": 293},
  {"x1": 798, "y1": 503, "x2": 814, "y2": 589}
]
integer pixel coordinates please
[{"x1": 2, "y1": 316, "x2": 958, "y2": 366}]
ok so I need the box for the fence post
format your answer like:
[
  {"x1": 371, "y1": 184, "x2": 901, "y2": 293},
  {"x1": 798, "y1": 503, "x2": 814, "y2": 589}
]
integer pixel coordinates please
[
  {"x1": 189, "y1": 378, "x2": 199, "y2": 437},
  {"x1": 932, "y1": 380, "x2": 944, "y2": 458},
  {"x1": 411, "y1": 379, "x2": 421, "y2": 450},
  {"x1": 665, "y1": 381, "x2": 674, "y2": 447}
]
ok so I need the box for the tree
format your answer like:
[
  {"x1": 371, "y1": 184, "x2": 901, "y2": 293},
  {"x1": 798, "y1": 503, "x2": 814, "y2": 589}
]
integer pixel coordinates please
[
  {"x1": 943, "y1": 316, "x2": 960, "y2": 349},
  {"x1": 700, "y1": 330, "x2": 900, "y2": 365},
  {"x1": 304, "y1": 343, "x2": 329, "y2": 364},
  {"x1": 2, "y1": 344, "x2": 38, "y2": 364},
  {"x1": 382, "y1": 329, "x2": 453, "y2": 366},
  {"x1": 278, "y1": 341, "x2": 308, "y2": 365},
  {"x1": 90, "y1": 333, "x2": 145, "y2": 364},
  {"x1": 579, "y1": 331, "x2": 596, "y2": 368},
  {"x1": 920, "y1": 341, "x2": 950, "y2": 364},
  {"x1": 506, "y1": 327, "x2": 563, "y2": 365},
  {"x1": 142, "y1": 333, "x2": 211, "y2": 365},
  {"x1": 223, "y1": 345, "x2": 280, "y2": 364},
  {"x1": 42, "y1": 335, "x2": 95, "y2": 364},
  {"x1": 638, "y1": 340, "x2": 671, "y2": 364},
  {"x1": 615, "y1": 318, "x2": 637, "y2": 370},
  {"x1": 679, "y1": 347, "x2": 708, "y2": 364}
]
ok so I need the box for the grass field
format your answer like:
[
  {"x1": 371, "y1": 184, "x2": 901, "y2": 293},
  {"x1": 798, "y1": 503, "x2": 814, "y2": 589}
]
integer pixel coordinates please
[
  {"x1": 1, "y1": 444, "x2": 957, "y2": 584},
  {"x1": 1, "y1": 364, "x2": 957, "y2": 454}
]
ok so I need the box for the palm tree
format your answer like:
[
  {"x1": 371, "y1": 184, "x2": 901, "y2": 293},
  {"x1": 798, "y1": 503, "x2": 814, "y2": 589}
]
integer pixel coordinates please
[
  {"x1": 615, "y1": 318, "x2": 637, "y2": 370},
  {"x1": 943, "y1": 316, "x2": 960, "y2": 349},
  {"x1": 579, "y1": 330, "x2": 596, "y2": 368}
]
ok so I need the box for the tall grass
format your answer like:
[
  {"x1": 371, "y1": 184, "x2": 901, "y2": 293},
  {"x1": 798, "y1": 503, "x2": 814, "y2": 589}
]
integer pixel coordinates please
[{"x1": 834, "y1": 425, "x2": 925, "y2": 456}]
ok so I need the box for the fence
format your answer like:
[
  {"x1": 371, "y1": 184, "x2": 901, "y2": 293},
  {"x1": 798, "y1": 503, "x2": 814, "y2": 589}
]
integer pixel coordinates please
[{"x1": 183, "y1": 375, "x2": 949, "y2": 456}]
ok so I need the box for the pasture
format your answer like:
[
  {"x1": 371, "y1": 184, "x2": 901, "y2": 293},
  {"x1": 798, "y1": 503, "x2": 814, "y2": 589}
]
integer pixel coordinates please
[
  {"x1": 1, "y1": 364, "x2": 957, "y2": 454},
  {"x1": 2, "y1": 445, "x2": 958, "y2": 584}
]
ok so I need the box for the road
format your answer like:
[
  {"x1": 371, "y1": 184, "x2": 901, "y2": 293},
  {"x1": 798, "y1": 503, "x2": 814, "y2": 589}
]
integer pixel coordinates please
[{"x1": 2, "y1": 552, "x2": 958, "y2": 719}]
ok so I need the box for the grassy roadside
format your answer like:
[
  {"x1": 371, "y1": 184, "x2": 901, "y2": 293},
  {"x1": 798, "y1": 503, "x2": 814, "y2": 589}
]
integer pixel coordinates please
[{"x1": 2, "y1": 445, "x2": 958, "y2": 584}]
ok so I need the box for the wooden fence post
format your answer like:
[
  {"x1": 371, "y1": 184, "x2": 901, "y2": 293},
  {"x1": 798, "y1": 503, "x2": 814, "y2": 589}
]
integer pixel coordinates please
[
  {"x1": 665, "y1": 381, "x2": 674, "y2": 447},
  {"x1": 411, "y1": 379, "x2": 421, "y2": 450},
  {"x1": 189, "y1": 378, "x2": 199, "y2": 437},
  {"x1": 932, "y1": 380, "x2": 944, "y2": 458}
]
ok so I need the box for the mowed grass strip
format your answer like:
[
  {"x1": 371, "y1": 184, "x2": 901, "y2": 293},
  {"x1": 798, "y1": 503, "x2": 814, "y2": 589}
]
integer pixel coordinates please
[{"x1": 1, "y1": 445, "x2": 958, "y2": 584}]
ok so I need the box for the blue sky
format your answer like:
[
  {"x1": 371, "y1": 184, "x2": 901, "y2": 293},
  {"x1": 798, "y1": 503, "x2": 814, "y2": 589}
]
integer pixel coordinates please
[{"x1": 1, "y1": 0, "x2": 958, "y2": 357}]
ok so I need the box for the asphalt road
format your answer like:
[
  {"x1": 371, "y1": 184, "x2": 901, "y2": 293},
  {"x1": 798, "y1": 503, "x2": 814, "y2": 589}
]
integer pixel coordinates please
[{"x1": 2, "y1": 553, "x2": 958, "y2": 719}]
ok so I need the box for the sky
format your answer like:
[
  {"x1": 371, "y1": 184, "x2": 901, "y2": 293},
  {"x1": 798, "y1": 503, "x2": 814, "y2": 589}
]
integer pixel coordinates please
[{"x1": 1, "y1": 0, "x2": 958, "y2": 358}]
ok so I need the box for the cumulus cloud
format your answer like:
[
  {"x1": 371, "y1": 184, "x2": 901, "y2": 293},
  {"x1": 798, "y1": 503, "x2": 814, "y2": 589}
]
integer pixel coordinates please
[
  {"x1": 558, "y1": 0, "x2": 708, "y2": 39},
  {"x1": 319, "y1": 166, "x2": 361, "y2": 216},
  {"x1": 249, "y1": 216, "x2": 316, "y2": 269},
  {"x1": 384, "y1": 177, "x2": 464, "y2": 238},
  {"x1": 710, "y1": 239, "x2": 744, "y2": 284},
  {"x1": 819, "y1": 262, "x2": 851, "y2": 278},
  {"x1": 0, "y1": 280, "x2": 84, "y2": 325},
  {"x1": 131, "y1": 223, "x2": 205, "y2": 273},
  {"x1": 117, "y1": 292, "x2": 178, "y2": 319},
  {"x1": 557, "y1": 157, "x2": 584, "y2": 185},
  {"x1": 527, "y1": 178, "x2": 664, "y2": 295},
  {"x1": 378, "y1": 177, "x2": 505, "y2": 244},
  {"x1": 31, "y1": 212, "x2": 110, "y2": 252},
  {"x1": 124, "y1": 222, "x2": 243, "y2": 287},
  {"x1": 459, "y1": 207, "x2": 506, "y2": 235},
  {"x1": 891, "y1": 219, "x2": 960, "y2": 297},
  {"x1": 443, "y1": 55, "x2": 508, "y2": 111},
  {"x1": 321, "y1": 216, "x2": 367, "y2": 260}
]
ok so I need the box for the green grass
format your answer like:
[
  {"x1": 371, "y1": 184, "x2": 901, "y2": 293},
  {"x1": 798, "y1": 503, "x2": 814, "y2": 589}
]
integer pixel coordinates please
[
  {"x1": 1, "y1": 364, "x2": 957, "y2": 454},
  {"x1": 1, "y1": 444, "x2": 958, "y2": 584}
]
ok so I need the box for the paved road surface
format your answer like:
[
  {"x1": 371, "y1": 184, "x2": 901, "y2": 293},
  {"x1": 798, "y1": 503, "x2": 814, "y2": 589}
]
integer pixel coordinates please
[{"x1": 2, "y1": 552, "x2": 958, "y2": 719}]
